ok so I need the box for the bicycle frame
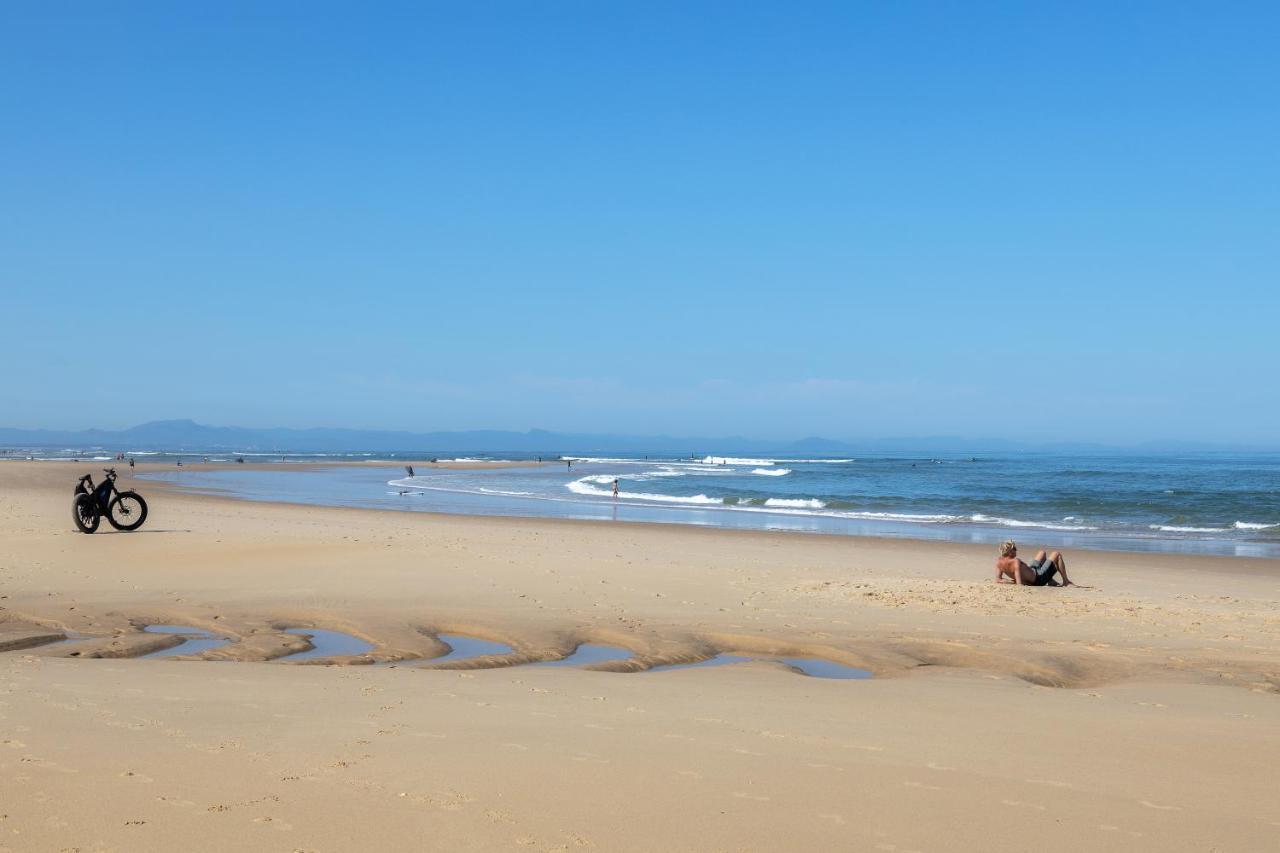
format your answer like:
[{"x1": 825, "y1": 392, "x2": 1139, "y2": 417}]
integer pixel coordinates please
[{"x1": 76, "y1": 470, "x2": 120, "y2": 516}]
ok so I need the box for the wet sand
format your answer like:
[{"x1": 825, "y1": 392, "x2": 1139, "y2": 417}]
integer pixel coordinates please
[{"x1": 2, "y1": 460, "x2": 1278, "y2": 851}]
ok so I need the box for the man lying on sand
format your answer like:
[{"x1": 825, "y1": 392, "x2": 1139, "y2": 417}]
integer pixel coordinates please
[{"x1": 995, "y1": 540, "x2": 1074, "y2": 586}]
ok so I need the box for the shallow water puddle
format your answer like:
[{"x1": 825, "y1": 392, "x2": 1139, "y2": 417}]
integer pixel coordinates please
[
  {"x1": 141, "y1": 625, "x2": 231, "y2": 659},
  {"x1": 650, "y1": 654, "x2": 870, "y2": 679},
  {"x1": 432, "y1": 634, "x2": 514, "y2": 663},
  {"x1": 540, "y1": 643, "x2": 633, "y2": 667},
  {"x1": 650, "y1": 654, "x2": 753, "y2": 672},
  {"x1": 278, "y1": 629, "x2": 375, "y2": 661},
  {"x1": 777, "y1": 657, "x2": 872, "y2": 679}
]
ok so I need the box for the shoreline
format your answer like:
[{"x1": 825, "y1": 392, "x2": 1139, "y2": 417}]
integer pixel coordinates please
[{"x1": 138, "y1": 459, "x2": 1280, "y2": 561}]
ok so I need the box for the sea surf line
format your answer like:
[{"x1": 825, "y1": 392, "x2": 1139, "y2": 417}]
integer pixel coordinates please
[{"x1": 144, "y1": 451, "x2": 1280, "y2": 558}]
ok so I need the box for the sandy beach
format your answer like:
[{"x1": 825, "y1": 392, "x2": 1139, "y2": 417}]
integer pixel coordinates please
[{"x1": 2, "y1": 460, "x2": 1278, "y2": 852}]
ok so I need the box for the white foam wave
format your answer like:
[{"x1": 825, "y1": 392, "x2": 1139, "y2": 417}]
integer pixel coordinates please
[
  {"x1": 1150, "y1": 524, "x2": 1228, "y2": 533},
  {"x1": 1233, "y1": 521, "x2": 1277, "y2": 530},
  {"x1": 567, "y1": 477, "x2": 724, "y2": 505},
  {"x1": 752, "y1": 468, "x2": 790, "y2": 476},
  {"x1": 970, "y1": 514, "x2": 1099, "y2": 531},
  {"x1": 702, "y1": 456, "x2": 775, "y2": 466},
  {"x1": 763, "y1": 497, "x2": 826, "y2": 509}
]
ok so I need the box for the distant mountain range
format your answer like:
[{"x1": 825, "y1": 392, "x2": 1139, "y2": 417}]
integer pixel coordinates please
[{"x1": 0, "y1": 419, "x2": 1270, "y2": 455}]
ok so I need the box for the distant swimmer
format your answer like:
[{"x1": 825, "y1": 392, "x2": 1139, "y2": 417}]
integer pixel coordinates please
[
  {"x1": 612, "y1": 479, "x2": 620, "y2": 498},
  {"x1": 405, "y1": 465, "x2": 415, "y2": 478},
  {"x1": 994, "y1": 541, "x2": 1075, "y2": 587}
]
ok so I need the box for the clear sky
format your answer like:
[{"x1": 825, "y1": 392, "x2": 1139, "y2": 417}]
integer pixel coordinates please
[{"x1": 3, "y1": 2, "x2": 1277, "y2": 445}]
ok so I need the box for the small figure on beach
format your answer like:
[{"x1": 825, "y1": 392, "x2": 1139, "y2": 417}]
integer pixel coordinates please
[
  {"x1": 612, "y1": 478, "x2": 619, "y2": 498},
  {"x1": 567, "y1": 459, "x2": 572, "y2": 470},
  {"x1": 128, "y1": 457, "x2": 135, "y2": 471},
  {"x1": 995, "y1": 540, "x2": 1074, "y2": 587},
  {"x1": 405, "y1": 465, "x2": 415, "y2": 478}
]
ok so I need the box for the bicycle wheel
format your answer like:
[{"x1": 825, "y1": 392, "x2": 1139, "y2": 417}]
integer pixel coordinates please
[
  {"x1": 73, "y1": 494, "x2": 100, "y2": 533},
  {"x1": 108, "y1": 491, "x2": 148, "y2": 531}
]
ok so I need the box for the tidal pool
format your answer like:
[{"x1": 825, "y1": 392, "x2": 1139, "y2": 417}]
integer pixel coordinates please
[
  {"x1": 141, "y1": 625, "x2": 231, "y2": 659},
  {"x1": 540, "y1": 643, "x2": 633, "y2": 667},
  {"x1": 278, "y1": 628, "x2": 375, "y2": 661}
]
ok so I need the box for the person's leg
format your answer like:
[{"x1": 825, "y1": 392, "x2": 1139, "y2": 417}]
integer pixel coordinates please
[
  {"x1": 1050, "y1": 552, "x2": 1073, "y2": 586},
  {"x1": 1034, "y1": 549, "x2": 1048, "y2": 563}
]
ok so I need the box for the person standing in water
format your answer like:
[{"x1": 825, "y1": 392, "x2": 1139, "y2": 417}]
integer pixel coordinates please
[{"x1": 612, "y1": 479, "x2": 620, "y2": 498}]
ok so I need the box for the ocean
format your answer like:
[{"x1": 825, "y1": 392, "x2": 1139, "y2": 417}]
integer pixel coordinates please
[{"x1": 126, "y1": 450, "x2": 1280, "y2": 558}]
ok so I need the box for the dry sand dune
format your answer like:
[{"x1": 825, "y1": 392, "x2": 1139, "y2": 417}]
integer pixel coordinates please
[{"x1": 2, "y1": 461, "x2": 1278, "y2": 852}]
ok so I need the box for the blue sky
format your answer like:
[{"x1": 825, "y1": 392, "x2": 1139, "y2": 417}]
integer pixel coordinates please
[{"x1": 3, "y1": 2, "x2": 1277, "y2": 444}]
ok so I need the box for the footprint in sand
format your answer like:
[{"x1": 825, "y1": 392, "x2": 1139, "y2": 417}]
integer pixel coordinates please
[
  {"x1": 120, "y1": 770, "x2": 154, "y2": 782},
  {"x1": 1001, "y1": 799, "x2": 1045, "y2": 810},
  {"x1": 1139, "y1": 800, "x2": 1181, "y2": 811}
]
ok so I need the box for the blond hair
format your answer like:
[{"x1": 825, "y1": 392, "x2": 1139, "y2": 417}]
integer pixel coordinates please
[{"x1": 998, "y1": 540, "x2": 1017, "y2": 557}]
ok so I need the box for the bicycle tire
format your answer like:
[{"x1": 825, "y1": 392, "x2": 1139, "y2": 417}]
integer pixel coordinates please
[
  {"x1": 107, "y1": 491, "x2": 148, "y2": 531},
  {"x1": 73, "y1": 494, "x2": 100, "y2": 533}
]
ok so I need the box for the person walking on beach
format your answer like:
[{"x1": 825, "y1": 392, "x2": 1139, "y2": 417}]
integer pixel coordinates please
[
  {"x1": 612, "y1": 478, "x2": 620, "y2": 498},
  {"x1": 995, "y1": 540, "x2": 1074, "y2": 586}
]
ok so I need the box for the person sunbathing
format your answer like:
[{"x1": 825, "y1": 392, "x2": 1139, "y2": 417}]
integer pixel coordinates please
[{"x1": 994, "y1": 540, "x2": 1074, "y2": 586}]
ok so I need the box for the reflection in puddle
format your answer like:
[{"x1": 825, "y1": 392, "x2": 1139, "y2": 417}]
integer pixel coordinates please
[
  {"x1": 432, "y1": 634, "x2": 513, "y2": 664},
  {"x1": 141, "y1": 625, "x2": 231, "y2": 659},
  {"x1": 278, "y1": 629, "x2": 375, "y2": 661},
  {"x1": 541, "y1": 644, "x2": 633, "y2": 667},
  {"x1": 777, "y1": 657, "x2": 872, "y2": 680},
  {"x1": 650, "y1": 654, "x2": 871, "y2": 679},
  {"x1": 650, "y1": 655, "x2": 753, "y2": 672}
]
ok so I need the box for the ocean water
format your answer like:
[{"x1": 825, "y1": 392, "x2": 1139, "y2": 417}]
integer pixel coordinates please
[{"x1": 140, "y1": 452, "x2": 1280, "y2": 558}]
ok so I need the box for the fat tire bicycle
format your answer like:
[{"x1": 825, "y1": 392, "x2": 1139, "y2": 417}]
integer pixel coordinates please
[{"x1": 73, "y1": 468, "x2": 148, "y2": 533}]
